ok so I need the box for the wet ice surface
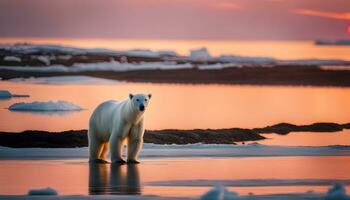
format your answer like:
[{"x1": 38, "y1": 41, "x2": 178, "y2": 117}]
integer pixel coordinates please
[{"x1": 1, "y1": 143, "x2": 350, "y2": 160}]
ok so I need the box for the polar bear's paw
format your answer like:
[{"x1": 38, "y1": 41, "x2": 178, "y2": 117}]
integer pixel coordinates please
[
  {"x1": 112, "y1": 159, "x2": 127, "y2": 164},
  {"x1": 89, "y1": 159, "x2": 110, "y2": 164},
  {"x1": 127, "y1": 159, "x2": 140, "y2": 164}
]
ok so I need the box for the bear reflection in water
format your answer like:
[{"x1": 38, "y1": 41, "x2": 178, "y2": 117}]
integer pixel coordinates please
[{"x1": 89, "y1": 163, "x2": 141, "y2": 195}]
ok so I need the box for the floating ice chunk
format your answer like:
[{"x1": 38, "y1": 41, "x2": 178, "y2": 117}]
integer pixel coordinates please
[
  {"x1": 200, "y1": 186, "x2": 241, "y2": 200},
  {"x1": 9, "y1": 100, "x2": 83, "y2": 111},
  {"x1": 28, "y1": 187, "x2": 58, "y2": 195},
  {"x1": 0, "y1": 90, "x2": 29, "y2": 99},
  {"x1": 3, "y1": 56, "x2": 21, "y2": 62},
  {"x1": 0, "y1": 90, "x2": 12, "y2": 98},
  {"x1": 189, "y1": 48, "x2": 212, "y2": 61}
]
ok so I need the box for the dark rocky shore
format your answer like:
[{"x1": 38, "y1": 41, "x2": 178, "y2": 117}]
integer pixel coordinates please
[
  {"x1": 2, "y1": 65, "x2": 350, "y2": 87},
  {"x1": 0, "y1": 122, "x2": 348, "y2": 148}
]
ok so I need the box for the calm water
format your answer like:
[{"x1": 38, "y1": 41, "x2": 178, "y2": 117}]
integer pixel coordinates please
[
  {"x1": 1, "y1": 82, "x2": 350, "y2": 134},
  {"x1": 1, "y1": 38, "x2": 350, "y2": 60},
  {"x1": 0, "y1": 157, "x2": 349, "y2": 197}
]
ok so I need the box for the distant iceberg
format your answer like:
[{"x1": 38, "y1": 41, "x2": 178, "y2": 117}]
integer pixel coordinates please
[
  {"x1": 189, "y1": 47, "x2": 212, "y2": 61},
  {"x1": 9, "y1": 100, "x2": 83, "y2": 112}
]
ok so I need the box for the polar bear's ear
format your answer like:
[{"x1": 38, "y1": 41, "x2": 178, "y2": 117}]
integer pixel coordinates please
[
  {"x1": 148, "y1": 94, "x2": 152, "y2": 99},
  {"x1": 129, "y1": 94, "x2": 134, "y2": 100}
]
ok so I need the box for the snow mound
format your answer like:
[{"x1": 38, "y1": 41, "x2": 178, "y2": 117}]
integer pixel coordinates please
[
  {"x1": 4, "y1": 56, "x2": 21, "y2": 62},
  {"x1": 189, "y1": 48, "x2": 212, "y2": 61},
  {"x1": 325, "y1": 183, "x2": 350, "y2": 200},
  {"x1": 0, "y1": 90, "x2": 29, "y2": 99},
  {"x1": 9, "y1": 100, "x2": 83, "y2": 111},
  {"x1": 10, "y1": 76, "x2": 121, "y2": 85},
  {"x1": 200, "y1": 186, "x2": 241, "y2": 200},
  {"x1": 27, "y1": 187, "x2": 58, "y2": 195}
]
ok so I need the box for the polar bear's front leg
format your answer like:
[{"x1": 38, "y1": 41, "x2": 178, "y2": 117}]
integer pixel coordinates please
[
  {"x1": 110, "y1": 133, "x2": 126, "y2": 164},
  {"x1": 127, "y1": 124, "x2": 144, "y2": 163}
]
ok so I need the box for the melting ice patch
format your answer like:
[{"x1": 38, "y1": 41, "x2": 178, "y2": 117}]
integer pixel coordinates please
[{"x1": 8, "y1": 100, "x2": 83, "y2": 112}]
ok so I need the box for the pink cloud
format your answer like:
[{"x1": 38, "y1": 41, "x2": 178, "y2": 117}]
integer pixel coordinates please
[
  {"x1": 211, "y1": 1, "x2": 240, "y2": 11},
  {"x1": 295, "y1": 9, "x2": 350, "y2": 20}
]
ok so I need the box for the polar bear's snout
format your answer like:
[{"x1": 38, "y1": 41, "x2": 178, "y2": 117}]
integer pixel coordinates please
[{"x1": 139, "y1": 104, "x2": 145, "y2": 111}]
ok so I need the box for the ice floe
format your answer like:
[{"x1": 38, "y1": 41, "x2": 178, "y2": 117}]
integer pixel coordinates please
[
  {"x1": 8, "y1": 100, "x2": 83, "y2": 112},
  {"x1": 27, "y1": 187, "x2": 58, "y2": 196}
]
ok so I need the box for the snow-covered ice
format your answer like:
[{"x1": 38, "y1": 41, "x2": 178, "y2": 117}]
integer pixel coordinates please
[
  {"x1": 8, "y1": 100, "x2": 83, "y2": 112},
  {"x1": 35, "y1": 55, "x2": 51, "y2": 65},
  {"x1": 9, "y1": 76, "x2": 122, "y2": 85},
  {"x1": 3, "y1": 56, "x2": 21, "y2": 62}
]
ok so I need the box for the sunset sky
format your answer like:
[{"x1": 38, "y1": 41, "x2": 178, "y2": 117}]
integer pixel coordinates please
[{"x1": 0, "y1": 0, "x2": 350, "y2": 40}]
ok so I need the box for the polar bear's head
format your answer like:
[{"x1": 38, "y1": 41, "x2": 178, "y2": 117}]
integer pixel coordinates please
[{"x1": 129, "y1": 93, "x2": 152, "y2": 112}]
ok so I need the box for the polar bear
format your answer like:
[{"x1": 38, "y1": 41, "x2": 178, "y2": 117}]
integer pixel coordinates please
[{"x1": 88, "y1": 93, "x2": 151, "y2": 164}]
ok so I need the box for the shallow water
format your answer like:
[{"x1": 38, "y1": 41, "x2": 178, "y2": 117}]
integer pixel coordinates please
[
  {"x1": 1, "y1": 81, "x2": 350, "y2": 134},
  {"x1": 0, "y1": 157, "x2": 349, "y2": 197}
]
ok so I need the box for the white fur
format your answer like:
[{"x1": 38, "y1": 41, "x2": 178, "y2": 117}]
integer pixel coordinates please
[{"x1": 88, "y1": 94, "x2": 151, "y2": 163}]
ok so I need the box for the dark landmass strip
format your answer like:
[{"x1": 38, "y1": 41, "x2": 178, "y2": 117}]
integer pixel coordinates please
[
  {"x1": 254, "y1": 122, "x2": 350, "y2": 135},
  {"x1": 0, "y1": 122, "x2": 349, "y2": 148},
  {"x1": 0, "y1": 128, "x2": 264, "y2": 148},
  {"x1": 2, "y1": 65, "x2": 350, "y2": 87}
]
